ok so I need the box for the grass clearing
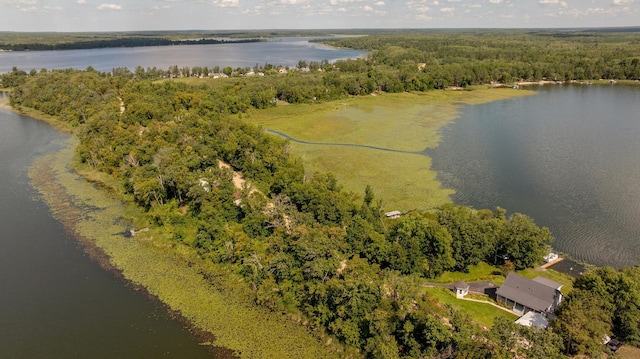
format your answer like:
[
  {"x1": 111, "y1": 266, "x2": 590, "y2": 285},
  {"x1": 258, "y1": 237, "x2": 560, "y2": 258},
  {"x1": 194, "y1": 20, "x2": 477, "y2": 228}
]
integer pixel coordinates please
[
  {"x1": 432, "y1": 262, "x2": 504, "y2": 285},
  {"x1": 424, "y1": 287, "x2": 518, "y2": 328},
  {"x1": 243, "y1": 88, "x2": 533, "y2": 210},
  {"x1": 617, "y1": 345, "x2": 640, "y2": 359}
]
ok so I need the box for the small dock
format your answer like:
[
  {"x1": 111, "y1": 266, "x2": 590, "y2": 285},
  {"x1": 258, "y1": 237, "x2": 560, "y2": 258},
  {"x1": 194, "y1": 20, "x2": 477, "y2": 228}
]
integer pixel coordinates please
[{"x1": 539, "y1": 256, "x2": 563, "y2": 270}]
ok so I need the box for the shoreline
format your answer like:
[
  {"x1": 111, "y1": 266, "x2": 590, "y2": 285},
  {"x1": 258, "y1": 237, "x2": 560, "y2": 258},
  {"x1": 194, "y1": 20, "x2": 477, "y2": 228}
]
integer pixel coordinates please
[
  {"x1": 246, "y1": 86, "x2": 535, "y2": 211},
  {"x1": 28, "y1": 136, "x2": 342, "y2": 359},
  {"x1": 7, "y1": 83, "x2": 618, "y2": 356},
  {"x1": 11, "y1": 98, "x2": 342, "y2": 358},
  {"x1": 28, "y1": 149, "x2": 235, "y2": 358},
  {"x1": 516, "y1": 79, "x2": 640, "y2": 87}
]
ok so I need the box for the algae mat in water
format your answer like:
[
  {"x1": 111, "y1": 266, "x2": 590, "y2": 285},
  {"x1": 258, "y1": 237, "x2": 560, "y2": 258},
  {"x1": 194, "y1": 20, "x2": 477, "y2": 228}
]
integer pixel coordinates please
[
  {"x1": 245, "y1": 88, "x2": 533, "y2": 211},
  {"x1": 29, "y1": 137, "x2": 342, "y2": 359}
]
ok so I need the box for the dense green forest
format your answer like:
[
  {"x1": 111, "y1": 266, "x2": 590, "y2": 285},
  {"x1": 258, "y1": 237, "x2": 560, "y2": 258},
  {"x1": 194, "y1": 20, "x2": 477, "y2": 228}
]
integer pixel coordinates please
[
  {"x1": 318, "y1": 29, "x2": 640, "y2": 86},
  {"x1": 3, "y1": 29, "x2": 640, "y2": 358}
]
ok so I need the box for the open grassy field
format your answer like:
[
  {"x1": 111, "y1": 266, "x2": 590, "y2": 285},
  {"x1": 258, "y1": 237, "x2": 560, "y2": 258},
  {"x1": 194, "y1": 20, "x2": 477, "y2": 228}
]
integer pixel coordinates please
[{"x1": 243, "y1": 88, "x2": 534, "y2": 211}]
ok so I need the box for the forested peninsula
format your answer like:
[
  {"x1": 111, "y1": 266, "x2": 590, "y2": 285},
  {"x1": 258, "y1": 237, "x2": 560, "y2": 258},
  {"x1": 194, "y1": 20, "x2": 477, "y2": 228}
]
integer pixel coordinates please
[{"x1": 2, "y1": 29, "x2": 640, "y2": 358}]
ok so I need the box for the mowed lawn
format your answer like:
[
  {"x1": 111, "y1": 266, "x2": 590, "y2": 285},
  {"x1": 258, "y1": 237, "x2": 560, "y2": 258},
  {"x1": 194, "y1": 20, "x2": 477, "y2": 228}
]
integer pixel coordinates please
[
  {"x1": 243, "y1": 88, "x2": 533, "y2": 210},
  {"x1": 424, "y1": 287, "x2": 518, "y2": 328}
]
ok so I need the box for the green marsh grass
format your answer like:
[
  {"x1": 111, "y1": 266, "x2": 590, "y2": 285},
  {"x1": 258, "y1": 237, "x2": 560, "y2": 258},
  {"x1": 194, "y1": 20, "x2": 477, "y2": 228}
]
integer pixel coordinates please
[{"x1": 244, "y1": 88, "x2": 534, "y2": 210}]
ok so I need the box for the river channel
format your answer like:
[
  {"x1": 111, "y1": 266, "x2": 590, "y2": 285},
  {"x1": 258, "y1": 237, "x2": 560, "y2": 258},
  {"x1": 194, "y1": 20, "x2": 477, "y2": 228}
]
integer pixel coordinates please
[{"x1": 428, "y1": 84, "x2": 640, "y2": 268}]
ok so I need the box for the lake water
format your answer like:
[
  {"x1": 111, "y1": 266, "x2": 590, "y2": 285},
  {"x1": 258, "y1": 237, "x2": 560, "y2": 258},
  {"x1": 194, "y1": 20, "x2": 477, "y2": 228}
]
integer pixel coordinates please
[
  {"x1": 0, "y1": 99, "x2": 222, "y2": 357},
  {"x1": 0, "y1": 40, "x2": 365, "y2": 358},
  {"x1": 0, "y1": 38, "x2": 367, "y2": 73},
  {"x1": 428, "y1": 84, "x2": 640, "y2": 268}
]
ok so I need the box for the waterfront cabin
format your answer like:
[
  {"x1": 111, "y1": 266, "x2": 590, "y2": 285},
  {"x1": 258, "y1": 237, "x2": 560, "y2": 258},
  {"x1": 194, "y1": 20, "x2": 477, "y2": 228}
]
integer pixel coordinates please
[{"x1": 496, "y1": 272, "x2": 563, "y2": 316}]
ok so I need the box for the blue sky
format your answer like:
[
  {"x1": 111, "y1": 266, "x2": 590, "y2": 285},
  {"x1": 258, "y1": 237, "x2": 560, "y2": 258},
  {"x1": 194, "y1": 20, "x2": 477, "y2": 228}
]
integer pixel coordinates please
[{"x1": 0, "y1": 0, "x2": 638, "y2": 32}]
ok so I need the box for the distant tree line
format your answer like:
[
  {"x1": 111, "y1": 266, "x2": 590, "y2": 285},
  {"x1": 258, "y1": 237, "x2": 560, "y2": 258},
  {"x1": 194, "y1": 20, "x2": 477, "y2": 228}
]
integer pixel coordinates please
[
  {"x1": 0, "y1": 37, "x2": 262, "y2": 51},
  {"x1": 319, "y1": 29, "x2": 640, "y2": 86}
]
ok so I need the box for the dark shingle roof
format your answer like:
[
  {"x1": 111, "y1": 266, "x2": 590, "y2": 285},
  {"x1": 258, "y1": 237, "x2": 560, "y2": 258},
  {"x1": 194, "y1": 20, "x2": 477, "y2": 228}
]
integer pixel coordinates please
[{"x1": 496, "y1": 272, "x2": 560, "y2": 312}]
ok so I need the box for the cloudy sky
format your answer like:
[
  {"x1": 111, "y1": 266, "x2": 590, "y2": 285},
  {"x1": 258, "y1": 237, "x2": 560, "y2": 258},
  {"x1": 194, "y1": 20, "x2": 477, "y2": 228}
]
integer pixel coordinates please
[{"x1": 0, "y1": 0, "x2": 638, "y2": 32}]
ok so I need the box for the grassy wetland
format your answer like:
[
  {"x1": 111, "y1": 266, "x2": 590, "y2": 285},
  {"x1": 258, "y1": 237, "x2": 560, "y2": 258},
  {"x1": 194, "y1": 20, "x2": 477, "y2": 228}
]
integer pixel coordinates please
[{"x1": 244, "y1": 88, "x2": 533, "y2": 210}]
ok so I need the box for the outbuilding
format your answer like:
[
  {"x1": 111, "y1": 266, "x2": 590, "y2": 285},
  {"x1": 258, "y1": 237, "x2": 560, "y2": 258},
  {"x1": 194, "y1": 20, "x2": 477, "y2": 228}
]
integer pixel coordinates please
[
  {"x1": 385, "y1": 210, "x2": 401, "y2": 219},
  {"x1": 453, "y1": 281, "x2": 470, "y2": 298}
]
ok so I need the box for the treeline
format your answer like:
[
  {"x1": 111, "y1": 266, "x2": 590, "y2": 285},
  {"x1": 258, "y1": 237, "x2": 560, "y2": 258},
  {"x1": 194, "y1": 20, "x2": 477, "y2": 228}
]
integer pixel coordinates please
[
  {"x1": 319, "y1": 30, "x2": 640, "y2": 86},
  {"x1": 0, "y1": 37, "x2": 262, "y2": 51},
  {"x1": 8, "y1": 69, "x2": 568, "y2": 358},
  {"x1": 553, "y1": 266, "x2": 640, "y2": 356}
]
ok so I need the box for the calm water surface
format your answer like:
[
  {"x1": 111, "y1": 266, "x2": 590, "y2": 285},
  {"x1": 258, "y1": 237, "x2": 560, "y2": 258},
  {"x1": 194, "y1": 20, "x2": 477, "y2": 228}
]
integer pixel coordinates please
[
  {"x1": 0, "y1": 99, "x2": 217, "y2": 358},
  {"x1": 0, "y1": 38, "x2": 367, "y2": 73},
  {"x1": 429, "y1": 85, "x2": 640, "y2": 268}
]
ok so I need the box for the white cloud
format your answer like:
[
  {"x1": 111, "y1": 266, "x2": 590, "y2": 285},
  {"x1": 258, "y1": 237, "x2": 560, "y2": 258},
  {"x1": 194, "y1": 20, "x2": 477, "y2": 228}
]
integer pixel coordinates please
[
  {"x1": 375, "y1": 1, "x2": 385, "y2": 5},
  {"x1": 539, "y1": 0, "x2": 559, "y2": 4},
  {"x1": 97, "y1": 3, "x2": 123, "y2": 10},
  {"x1": 489, "y1": 0, "x2": 503, "y2": 3},
  {"x1": 215, "y1": 0, "x2": 239, "y2": 7},
  {"x1": 440, "y1": 7, "x2": 454, "y2": 12},
  {"x1": 364, "y1": 5, "x2": 373, "y2": 11},
  {"x1": 77, "y1": 0, "x2": 86, "y2": 4},
  {"x1": 612, "y1": 0, "x2": 634, "y2": 5}
]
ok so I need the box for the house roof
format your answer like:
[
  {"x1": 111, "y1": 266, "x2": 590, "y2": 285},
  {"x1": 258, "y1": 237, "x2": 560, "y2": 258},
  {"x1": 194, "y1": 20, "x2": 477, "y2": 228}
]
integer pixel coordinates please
[
  {"x1": 533, "y1": 276, "x2": 562, "y2": 290},
  {"x1": 496, "y1": 272, "x2": 560, "y2": 312},
  {"x1": 453, "y1": 281, "x2": 469, "y2": 290}
]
